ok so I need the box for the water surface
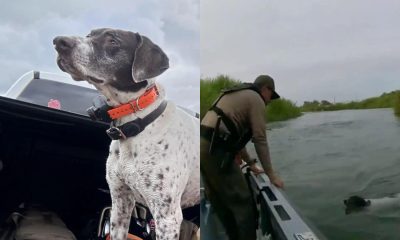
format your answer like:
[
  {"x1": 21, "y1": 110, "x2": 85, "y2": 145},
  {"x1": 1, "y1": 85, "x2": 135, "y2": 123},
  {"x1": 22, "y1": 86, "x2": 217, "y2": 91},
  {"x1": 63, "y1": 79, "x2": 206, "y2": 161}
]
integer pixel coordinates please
[{"x1": 248, "y1": 109, "x2": 400, "y2": 240}]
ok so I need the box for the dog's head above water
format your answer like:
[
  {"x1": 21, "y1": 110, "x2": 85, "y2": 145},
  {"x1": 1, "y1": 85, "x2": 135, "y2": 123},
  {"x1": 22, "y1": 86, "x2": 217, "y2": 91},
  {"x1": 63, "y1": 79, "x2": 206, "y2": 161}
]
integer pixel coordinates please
[
  {"x1": 53, "y1": 28, "x2": 169, "y2": 92},
  {"x1": 344, "y1": 195, "x2": 371, "y2": 215}
]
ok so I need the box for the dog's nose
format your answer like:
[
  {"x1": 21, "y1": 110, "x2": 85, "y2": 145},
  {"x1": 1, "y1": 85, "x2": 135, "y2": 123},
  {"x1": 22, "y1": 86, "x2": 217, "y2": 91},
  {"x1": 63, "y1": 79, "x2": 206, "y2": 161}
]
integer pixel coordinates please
[{"x1": 53, "y1": 36, "x2": 75, "y2": 53}]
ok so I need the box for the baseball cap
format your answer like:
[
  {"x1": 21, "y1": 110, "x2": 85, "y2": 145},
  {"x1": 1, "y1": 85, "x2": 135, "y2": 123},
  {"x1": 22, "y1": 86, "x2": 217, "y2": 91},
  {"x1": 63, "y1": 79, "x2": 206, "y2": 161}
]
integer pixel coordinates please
[{"x1": 254, "y1": 75, "x2": 280, "y2": 99}]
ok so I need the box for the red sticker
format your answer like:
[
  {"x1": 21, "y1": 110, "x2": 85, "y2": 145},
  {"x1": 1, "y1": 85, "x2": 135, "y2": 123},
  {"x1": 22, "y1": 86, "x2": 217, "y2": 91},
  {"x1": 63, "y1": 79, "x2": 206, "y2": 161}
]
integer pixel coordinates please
[{"x1": 48, "y1": 99, "x2": 61, "y2": 109}]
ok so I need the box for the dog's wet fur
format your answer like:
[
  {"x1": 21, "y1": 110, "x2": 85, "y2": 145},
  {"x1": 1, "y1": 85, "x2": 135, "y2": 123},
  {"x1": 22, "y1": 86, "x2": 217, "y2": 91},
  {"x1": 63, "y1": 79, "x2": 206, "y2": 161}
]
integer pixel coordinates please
[{"x1": 344, "y1": 195, "x2": 371, "y2": 215}]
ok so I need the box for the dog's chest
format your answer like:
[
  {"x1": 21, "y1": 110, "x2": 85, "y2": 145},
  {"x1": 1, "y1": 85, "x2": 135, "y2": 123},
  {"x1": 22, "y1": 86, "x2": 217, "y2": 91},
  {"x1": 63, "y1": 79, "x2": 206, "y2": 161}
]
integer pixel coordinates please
[{"x1": 106, "y1": 106, "x2": 199, "y2": 206}]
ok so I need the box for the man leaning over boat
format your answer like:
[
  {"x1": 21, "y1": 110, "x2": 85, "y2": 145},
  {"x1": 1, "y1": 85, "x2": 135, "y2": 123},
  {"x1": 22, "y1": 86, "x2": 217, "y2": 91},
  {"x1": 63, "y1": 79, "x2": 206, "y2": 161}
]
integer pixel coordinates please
[{"x1": 200, "y1": 74, "x2": 284, "y2": 240}]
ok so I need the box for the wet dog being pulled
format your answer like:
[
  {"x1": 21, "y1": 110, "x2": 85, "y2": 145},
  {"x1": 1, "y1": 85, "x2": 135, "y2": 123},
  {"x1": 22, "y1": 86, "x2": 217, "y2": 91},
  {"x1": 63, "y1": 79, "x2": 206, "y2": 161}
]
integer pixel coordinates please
[
  {"x1": 53, "y1": 28, "x2": 200, "y2": 240},
  {"x1": 344, "y1": 194, "x2": 400, "y2": 215}
]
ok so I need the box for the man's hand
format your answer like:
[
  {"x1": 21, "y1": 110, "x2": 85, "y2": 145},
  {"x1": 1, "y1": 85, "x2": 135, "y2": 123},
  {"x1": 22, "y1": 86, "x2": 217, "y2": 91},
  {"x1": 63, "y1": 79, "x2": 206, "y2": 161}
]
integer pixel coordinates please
[
  {"x1": 234, "y1": 153, "x2": 243, "y2": 165},
  {"x1": 269, "y1": 173, "x2": 284, "y2": 189},
  {"x1": 249, "y1": 163, "x2": 264, "y2": 175}
]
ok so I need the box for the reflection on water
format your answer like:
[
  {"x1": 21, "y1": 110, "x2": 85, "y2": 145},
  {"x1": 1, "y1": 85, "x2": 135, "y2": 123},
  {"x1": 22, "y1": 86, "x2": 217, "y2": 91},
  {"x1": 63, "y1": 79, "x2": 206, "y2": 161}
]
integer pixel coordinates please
[{"x1": 247, "y1": 109, "x2": 400, "y2": 240}]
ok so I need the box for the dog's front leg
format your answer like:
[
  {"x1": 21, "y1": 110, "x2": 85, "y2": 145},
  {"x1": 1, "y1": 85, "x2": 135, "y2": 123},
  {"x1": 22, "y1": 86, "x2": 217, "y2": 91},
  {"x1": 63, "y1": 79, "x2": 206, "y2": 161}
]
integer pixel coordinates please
[
  {"x1": 149, "y1": 200, "x2": 183, "y2": 240},
  {"x1": 107, "y1": 179, "x2": 135, "y2": 240}
]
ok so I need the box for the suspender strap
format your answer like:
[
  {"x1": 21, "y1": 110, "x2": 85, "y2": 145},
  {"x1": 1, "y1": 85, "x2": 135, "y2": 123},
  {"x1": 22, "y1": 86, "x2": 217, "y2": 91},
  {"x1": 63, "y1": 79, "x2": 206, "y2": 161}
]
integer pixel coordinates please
[
  {"x1": 207, "y1": 83, "x2": 264, "y2": 152},
  {"x1": 210, "y1": 105, "x2": 239, "y2": 139}
]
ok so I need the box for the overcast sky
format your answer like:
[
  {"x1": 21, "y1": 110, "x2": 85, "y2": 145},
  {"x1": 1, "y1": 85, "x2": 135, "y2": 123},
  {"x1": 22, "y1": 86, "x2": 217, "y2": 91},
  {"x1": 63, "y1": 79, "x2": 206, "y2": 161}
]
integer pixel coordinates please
[
  {"x1": 201, "y1": 0, "x2": 400, "y2": 105},
  {"x1": 0, "y1": 0, "x2": 199, "y2": 111}
]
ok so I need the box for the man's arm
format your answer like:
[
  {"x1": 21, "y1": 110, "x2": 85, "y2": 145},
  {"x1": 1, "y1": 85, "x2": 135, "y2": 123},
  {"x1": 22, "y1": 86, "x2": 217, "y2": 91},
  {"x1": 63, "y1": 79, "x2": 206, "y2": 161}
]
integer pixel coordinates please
[
  {"x1": 238, "y1": 147, "x2": 252, "y2": 163},
  {"x1": 248, "y1": 97, "x2": 273, "y2": 174},
  {"x1": 248, "y1": 95, "x2": 284, "y2": 188}
]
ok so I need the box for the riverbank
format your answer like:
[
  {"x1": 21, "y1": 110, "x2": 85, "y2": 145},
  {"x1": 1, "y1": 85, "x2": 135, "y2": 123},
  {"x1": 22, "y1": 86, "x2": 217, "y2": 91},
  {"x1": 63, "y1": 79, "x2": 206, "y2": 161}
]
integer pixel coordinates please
[
  {"x1": 394, "y1": 92, "x2": 400, "y2": 116},
  {"x1": 301, "y1": 90, "x2": 400, "y2": 116},
  {"x1": 200, "y1": 75, "x2": 302, "y2": 122}
]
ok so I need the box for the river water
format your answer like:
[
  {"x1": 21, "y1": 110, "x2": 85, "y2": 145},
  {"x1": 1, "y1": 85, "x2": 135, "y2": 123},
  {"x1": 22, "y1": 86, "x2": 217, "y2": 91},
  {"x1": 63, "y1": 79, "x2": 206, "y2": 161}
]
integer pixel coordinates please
[{"x1": 248, "y1": 108, "x2": 400, "y2": 240}]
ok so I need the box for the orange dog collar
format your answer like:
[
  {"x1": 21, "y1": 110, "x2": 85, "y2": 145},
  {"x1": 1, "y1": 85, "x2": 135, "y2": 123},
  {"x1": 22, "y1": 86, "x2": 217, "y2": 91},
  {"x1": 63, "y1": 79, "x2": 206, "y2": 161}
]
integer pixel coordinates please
[{"x1": 107, "y1": 85, "x2": 159, "y2": 120}]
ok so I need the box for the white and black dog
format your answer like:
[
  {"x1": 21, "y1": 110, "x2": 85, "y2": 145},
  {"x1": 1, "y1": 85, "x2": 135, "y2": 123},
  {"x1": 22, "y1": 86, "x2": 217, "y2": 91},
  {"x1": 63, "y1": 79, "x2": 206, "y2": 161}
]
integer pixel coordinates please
[
  {"x1": 344, "y1": 194, "x2": 400, "y2": 215},
  {"x1": 53, "y1": 28, "x2": 200, "y2": 240}
]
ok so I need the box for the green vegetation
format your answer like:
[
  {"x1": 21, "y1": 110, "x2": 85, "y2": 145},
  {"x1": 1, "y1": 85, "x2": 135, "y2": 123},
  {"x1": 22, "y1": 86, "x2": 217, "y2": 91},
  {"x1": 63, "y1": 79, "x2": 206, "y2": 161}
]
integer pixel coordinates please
[
  {"x1": 301, "y1": 91, "x2": 400, "y2": 114},
  {"x1": 201, "y1": 75, "x2": 400, "y2": 120},
  {"x1": 266, "y1": 98, "x2": 302, "y2": 122},
  {"x1": 394, "y1": 92, "x2": 400, "y2": 116},
  {"x1": 200, "y1": 75, "x2": 302, "y2": 122},
  {"x1": 200, "y1": 75, "x2": 240, "y2": 119}
]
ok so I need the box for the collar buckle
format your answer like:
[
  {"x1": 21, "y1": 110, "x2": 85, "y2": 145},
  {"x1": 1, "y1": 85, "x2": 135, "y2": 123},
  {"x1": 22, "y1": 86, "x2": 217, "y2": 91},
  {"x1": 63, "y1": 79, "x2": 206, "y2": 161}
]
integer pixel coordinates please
[
  {"x1": 136, "y1": 97, "x2": 143, "y2": 111},
  {"x1": 106, "y1": 126, "x2": 127, "y2": 140}
]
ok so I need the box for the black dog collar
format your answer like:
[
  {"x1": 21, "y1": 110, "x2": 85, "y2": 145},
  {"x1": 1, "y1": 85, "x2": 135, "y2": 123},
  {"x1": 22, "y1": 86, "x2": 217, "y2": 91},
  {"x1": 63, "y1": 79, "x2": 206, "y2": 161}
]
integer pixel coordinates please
[{"x1": 106, "y1": 101, "x2": 167, "y2": 140}]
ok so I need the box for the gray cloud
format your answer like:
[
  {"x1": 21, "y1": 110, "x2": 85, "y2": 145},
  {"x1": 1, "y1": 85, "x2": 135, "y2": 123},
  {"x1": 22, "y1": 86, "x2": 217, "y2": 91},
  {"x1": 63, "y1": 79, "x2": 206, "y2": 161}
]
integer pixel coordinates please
[
  {"x1": 201, "y1": 0, "x2": 400, "y2": 104},
  {"x1": 0, "y1": 0, "x2": 199, "y2": 111}
]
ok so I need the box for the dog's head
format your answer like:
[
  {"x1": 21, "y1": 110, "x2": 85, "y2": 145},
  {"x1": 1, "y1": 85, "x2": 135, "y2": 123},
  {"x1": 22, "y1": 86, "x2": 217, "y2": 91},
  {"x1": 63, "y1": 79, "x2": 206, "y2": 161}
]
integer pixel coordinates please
[
  {"x1": 343, "y1": 195, "x2": 371, "y2": 215},
  {"x1": 53, "y1": 28, "x2": 169, "y2": 92}
]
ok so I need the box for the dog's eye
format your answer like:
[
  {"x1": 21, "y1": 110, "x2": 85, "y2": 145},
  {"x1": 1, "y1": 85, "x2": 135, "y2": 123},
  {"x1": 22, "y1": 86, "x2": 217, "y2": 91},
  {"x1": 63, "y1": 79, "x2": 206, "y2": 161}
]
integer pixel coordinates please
[
  {"x1": 110, "y1": 39, "x2": 117, "y2": 44},
  {"x1": 86, "y1": 34, "x2": 91, "y2": 38}
]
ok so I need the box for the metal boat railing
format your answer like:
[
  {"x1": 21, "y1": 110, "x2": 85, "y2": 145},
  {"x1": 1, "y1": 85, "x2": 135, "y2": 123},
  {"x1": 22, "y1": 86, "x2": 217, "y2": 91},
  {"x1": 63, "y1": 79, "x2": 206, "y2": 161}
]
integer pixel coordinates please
[
  {"x1": 244, "y1": 167, "x2": 323, "y2": 240},
  {"x1": 200, "y1": 166, "x2": 324, "y2": 240}
]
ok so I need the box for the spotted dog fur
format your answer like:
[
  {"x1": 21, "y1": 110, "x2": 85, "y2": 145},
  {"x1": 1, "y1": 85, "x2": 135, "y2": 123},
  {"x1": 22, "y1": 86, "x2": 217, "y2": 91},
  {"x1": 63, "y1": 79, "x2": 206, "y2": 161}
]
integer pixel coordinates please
[{"x1": 53, "y1": 28, "x2": 199, "y2": 240}]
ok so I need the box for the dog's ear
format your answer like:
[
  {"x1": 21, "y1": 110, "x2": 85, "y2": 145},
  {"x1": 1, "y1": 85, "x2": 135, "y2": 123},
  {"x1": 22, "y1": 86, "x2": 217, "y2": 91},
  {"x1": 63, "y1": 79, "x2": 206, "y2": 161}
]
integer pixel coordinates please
[{"x1": 132, "y1": 33, "x2": 169, "y2": 82}]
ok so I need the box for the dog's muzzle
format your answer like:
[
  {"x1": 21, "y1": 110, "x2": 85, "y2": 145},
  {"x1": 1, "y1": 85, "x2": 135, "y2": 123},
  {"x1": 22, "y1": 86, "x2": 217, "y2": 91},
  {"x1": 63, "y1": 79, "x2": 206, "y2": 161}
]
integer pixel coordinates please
[{"x1": 53, "y1": 36, "x2": 76, "y2": 54}]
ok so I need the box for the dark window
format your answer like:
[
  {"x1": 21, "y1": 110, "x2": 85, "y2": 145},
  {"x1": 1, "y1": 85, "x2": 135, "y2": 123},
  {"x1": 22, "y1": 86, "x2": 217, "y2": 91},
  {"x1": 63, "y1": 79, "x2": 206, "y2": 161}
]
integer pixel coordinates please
[{"x1": 17, "y1": 79, "x2": 100, "y2": 116}]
